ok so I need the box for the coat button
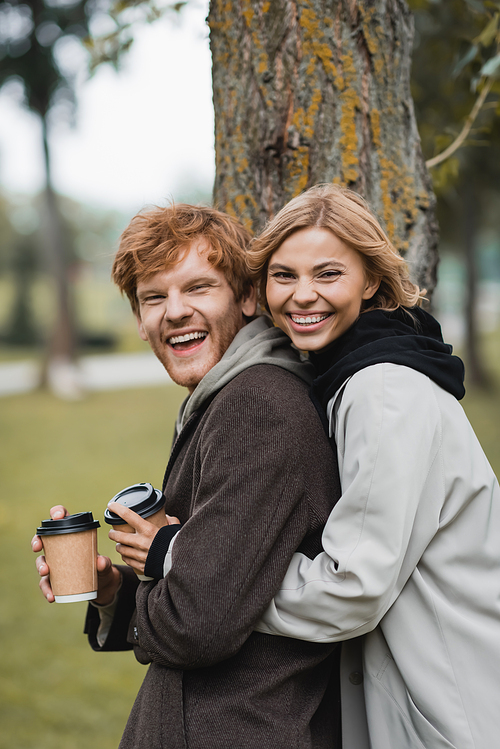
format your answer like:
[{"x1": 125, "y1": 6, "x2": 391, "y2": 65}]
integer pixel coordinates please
[
  {"x1": 133, "y1": 626, "x2": 139, "y2": 641},
  {"x1": 349, "y1": 671, "x2": 363, "y2": 685}
]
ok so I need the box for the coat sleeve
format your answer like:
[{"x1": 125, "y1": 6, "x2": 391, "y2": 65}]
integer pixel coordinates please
[
  {"x1": 133, "y1": 370, "x2": 334, "y2": 668},
  {"x1": 84, "y1": 565, "x2": 140, "y2": 651},
  {"x1": 256, "y1": 363, "x2": 445, "y2": 642}
]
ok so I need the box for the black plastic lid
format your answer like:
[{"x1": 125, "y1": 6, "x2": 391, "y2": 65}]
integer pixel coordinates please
[
  {"x1": 37, "y1": 512, "x2": 100, "y2": 536},
  {"x1": 104, "y1": 483, "x2": 166, "y2": 525}
]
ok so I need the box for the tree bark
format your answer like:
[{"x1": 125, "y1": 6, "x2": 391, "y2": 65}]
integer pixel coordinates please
[{"x1": 209, "y1": 0, "x2": 438, "y2": 293}]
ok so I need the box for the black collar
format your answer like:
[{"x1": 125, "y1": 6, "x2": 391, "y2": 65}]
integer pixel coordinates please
[{"x1": 311, "y1": 307, "x2": 465, "y2": 408}]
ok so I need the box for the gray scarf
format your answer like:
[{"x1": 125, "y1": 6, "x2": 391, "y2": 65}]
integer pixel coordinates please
[{"x1": 176, "y1": 316, "x2": 313, "y2": 433}]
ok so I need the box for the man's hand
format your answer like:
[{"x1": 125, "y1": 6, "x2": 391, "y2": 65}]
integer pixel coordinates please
[
  {"x1": 32, "y1": 505, "x2": 122, "y2": 606},
  {"x1": 107, "y1": 503, "x2": 179, "y2": 576}
]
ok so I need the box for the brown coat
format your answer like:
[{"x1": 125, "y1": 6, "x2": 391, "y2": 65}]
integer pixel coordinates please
[{"x1": 86, "y1": 364, "x2": 341, "y2": 749}]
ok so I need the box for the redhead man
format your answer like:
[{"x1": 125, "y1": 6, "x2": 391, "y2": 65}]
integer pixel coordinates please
[{"x1": 33, "y1": 204, "x2": 342, "y2": 749}]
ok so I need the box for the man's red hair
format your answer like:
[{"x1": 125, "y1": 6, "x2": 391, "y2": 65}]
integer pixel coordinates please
[{"x1": 112, "y1": 203, "x2": 253, "y2": 316}]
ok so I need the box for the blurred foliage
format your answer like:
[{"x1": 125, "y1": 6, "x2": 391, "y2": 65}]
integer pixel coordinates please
[
  {"x1": 409, "y1": 0, "x2": 500, "y2": 386},
  {"x1": 0, "y1": 190, "x2": 128, "y2": 347},
  {"x1": 409, "y1": 0, "x2": 500, "y2": 188},
  {"x1": 84, "y1": 0, "x2": 186, "y2": 70},
  {"x1": 0, "y1": 0, "x2": 93, "y2": 119}
]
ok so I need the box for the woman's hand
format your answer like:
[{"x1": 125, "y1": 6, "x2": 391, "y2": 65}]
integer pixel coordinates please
[
  {"x1": 32, "y1": 504, "x2": 122, "y2": 605},
  {"x1": 107, "y1": 502, "x2": 180, "y2": 576}
]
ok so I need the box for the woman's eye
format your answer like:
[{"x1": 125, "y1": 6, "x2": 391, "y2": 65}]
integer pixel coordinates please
[
  {"x1": 271, "y1": 272, "x2": 294, "y2": 280},
  {"x1": 319, "y1": 270, "x2": 342, "y2": 279}
]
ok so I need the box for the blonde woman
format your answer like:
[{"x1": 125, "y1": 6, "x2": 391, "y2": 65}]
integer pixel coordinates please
[{"x1": 248, "y1": 184, "x2": 500, "y2": 749}]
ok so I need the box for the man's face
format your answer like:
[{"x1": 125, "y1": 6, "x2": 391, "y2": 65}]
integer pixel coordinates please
[{"x1": 136, "y1": 239, "x2": 256, "y2": 393}]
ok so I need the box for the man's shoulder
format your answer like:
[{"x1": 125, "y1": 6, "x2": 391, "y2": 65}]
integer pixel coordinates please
[
  {"x1": 221, "y1": 363, "x2": 309, "y2": 398},
  {"x1": 206, "y1": 363, "x2": 324, "y2": 433}
]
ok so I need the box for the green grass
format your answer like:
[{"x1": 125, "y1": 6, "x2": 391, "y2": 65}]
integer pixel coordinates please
[
  {"x1": 0, "y1": 331, "x2": 499, "y2": 749},
  {"x1": 0, "y1": 383, "x2": 185, "y2": 749}
]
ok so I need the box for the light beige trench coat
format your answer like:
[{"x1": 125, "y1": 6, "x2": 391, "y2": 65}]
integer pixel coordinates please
[{"x1": 257, "y1": 363, "x2": 500, "y2": 749}]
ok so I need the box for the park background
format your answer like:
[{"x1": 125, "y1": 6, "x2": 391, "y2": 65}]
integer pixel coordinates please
[{"x1": 1, "y1": 1, "x2": 500, "y2": 747}]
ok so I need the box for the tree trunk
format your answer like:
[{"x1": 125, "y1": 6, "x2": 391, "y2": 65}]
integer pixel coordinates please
[
  {"x1": 462, "y1": 179, "x2": 491, "y2": 389},
  {"x1": 209, "y1": 0, "x2": 438, "y2": 293},
  {"x1": 40, "y1": 116, "x2": 83, "y2": 399}
]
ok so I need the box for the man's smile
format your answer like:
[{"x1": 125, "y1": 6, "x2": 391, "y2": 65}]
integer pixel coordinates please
[{"x1": 167, "y1": 331, "x2": 208, "y2": 350}]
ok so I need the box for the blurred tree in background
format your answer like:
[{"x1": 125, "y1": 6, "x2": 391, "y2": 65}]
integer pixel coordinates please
[
  {"x1": 409, "y1": 0, "x2": 500, "y2": 386},
  {"x1": 0, "y1": 190, "x2": 127, "y2": 349},
  {"x1": 0, "y1": 0, "x2": 94, "y2": 397}
]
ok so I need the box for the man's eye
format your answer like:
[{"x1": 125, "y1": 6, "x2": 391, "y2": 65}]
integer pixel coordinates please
[{"x1": 189, "y1": 284, "x2": 209, "y2": 293}]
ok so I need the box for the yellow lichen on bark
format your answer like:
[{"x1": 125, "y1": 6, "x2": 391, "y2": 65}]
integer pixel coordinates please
[
  {"x1": 378, "y1": 154, "x2": 420, "y2": 251},
  {"x1": 238, "y1": 157, "x2": 249, "y2": 173},
  {"x1": 370, "y1": 108, "x2": 381, "y2": 148},
  {"x1": 299, "y1": 4, "x2": 343, "y2": 87},
  {"x1": 285, "y1": 146, "x2": 310, "y2": 197},
  {"x1": 359, "y1": 6, "x2": 388, "y2": 83},
  {"x1": 304, "y1": 88, "x2": 322, "y2": 139},
  {"x1": 338, "y1": 50, "x2": 359, "y2": 184},
  {"x1": 292, "y1": 107, "x2": 305, "y2": 130},
  {"x1": 235, "y1": 194, "x2": 252, "y2": 223},
  {"x1": 208, "y1": 0, "x2": 234, "y2": 35},
  {"x1": 241, "y1": 0, "x2": 254, "y2": 26}
]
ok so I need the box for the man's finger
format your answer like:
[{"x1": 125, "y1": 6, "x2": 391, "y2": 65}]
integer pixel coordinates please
[
  {"x1": 96, "y1": 554, "x2": 112, "y2": 573},
  {"x1": 39, "y1": 574, "x2": 55, "y2": 602},
  {"x1": 49, "y1": 505, "x2": 68, "y2": 519},
  {"x1": 107, "y1": 502, "x2": 149, "y2": 530},
  {"x1": 115, "y1": 543, "x2": 144, "y2": 563},
  {"x1": 35, "y1": 555, "x2": 48, "y2": 577}
]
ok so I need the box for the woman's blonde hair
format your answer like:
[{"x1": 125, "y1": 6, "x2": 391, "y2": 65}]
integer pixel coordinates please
[{"x1": 247, "y1": 183, "x2": 423, "y2": 312}]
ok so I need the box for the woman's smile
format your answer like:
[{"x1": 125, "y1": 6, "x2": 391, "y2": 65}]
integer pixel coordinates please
[{"x1": 287, "y1": 312, "x2": 333, "y2": 331}]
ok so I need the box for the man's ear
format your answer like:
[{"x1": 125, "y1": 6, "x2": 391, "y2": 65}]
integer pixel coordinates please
[
  {"x1": 362, "y1": 275, "x2": 381, "y2": 301},
  {"x1": 241, "y1": 284, "x2": 258, "y2": 318},
  {"x1": 136, "y1": 315, "x2": 148, "y2": 342}
]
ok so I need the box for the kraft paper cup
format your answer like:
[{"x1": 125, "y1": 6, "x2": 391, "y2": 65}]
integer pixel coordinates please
[
  {"x1": 37, "y1": 512, "x2": 100, "y2": 603},
  {"x1": 104, "y1": 483, "x2": 166, "y2": 581}
]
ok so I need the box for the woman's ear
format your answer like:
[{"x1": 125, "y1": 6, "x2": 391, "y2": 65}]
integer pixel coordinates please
[{"x1": 362, "y1": 275, "x2": 381, "y2": 301}]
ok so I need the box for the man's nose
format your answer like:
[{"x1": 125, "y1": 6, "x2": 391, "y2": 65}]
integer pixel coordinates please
[
  {"x1": 164, "y1": 292, "x2": 192, "y2": 322},
  {"x1": 292, "y1": 279, "x2": 318, "y2": 305}
]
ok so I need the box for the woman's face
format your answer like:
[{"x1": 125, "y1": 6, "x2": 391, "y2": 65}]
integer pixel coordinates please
[{"x1": 266, "y1": 227, "x2": 380, "y2": 351}]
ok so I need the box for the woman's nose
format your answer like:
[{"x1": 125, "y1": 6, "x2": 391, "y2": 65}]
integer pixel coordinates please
[{"x1": 292, "y1": 279, "x2": 318, "y2": 305}]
